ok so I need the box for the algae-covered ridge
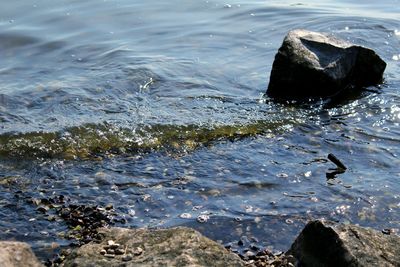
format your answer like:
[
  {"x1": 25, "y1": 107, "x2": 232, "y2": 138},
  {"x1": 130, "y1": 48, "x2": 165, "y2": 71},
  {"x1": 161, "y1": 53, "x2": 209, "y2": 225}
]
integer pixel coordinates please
[{"x1": 0, "y1": 120, "x2": 294, "y2": 160}]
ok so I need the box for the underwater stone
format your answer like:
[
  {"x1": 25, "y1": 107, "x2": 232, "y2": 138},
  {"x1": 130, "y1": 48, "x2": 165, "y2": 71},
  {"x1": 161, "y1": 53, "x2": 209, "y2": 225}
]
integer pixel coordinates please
[{"x1": 266, "y1": 29, "x2": 386, "y2": 100}]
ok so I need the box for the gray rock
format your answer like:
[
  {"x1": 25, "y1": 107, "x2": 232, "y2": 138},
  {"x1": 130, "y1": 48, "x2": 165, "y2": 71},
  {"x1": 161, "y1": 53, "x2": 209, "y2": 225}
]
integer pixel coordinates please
[
  {"x1": 62, "y1": 227, "x2": 245, "y2": 267},
  {"x1": 288, "y1": 220, "x2": 400, "y2": 267},
  {"x1": 0, "y1": 241, "x2": 44, "y2": 267},
  {"x1": 266, "y1": 29, "x2": 386, "y2": 99}
]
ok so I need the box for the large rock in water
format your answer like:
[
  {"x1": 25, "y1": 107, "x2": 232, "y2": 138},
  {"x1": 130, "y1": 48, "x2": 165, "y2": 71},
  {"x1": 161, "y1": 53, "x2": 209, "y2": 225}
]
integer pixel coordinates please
[
  {"x1": 288, "y1": 220, "x2": 400, "y2": 267},
  {"x1": 0, "y1": 241, "x2": 44, "y2": 267},
  {"x1": 62, "y1": 227, "x2": 245, "y2": 267},
  {"x1": 266, "y1": 29, "x2": 386, "y2": 99}
]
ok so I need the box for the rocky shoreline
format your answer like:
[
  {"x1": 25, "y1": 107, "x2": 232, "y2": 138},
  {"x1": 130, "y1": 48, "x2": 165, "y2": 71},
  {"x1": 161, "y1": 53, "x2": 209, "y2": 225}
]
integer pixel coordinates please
[
  {"x1": 0, "y1": 30, "x2": 393, "y2": 267},
  {"x1": 1, "y1": 219, "x2": 399, "y2": 267}
]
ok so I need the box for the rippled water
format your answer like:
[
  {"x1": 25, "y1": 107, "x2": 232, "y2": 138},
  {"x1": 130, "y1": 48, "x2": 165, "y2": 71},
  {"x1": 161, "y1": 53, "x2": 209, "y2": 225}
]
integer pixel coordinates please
[{"x1": 1, "y1": 0, "x2": 400, "y2": 260}]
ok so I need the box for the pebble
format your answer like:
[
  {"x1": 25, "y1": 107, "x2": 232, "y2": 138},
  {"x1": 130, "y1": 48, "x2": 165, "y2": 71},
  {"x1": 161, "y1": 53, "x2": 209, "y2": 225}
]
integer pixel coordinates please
[
  {"x1": 285, "y1": 219, "x2": 294, "y2": 224},
  {"x1": 37, "y1": 206, "x2": 49, "y2": 213},
  {"x1": 382, "y1": 228, "x2": 392, "y2": 235},
  {"x1": 250, "y1": 245, "x2": 260, "y2": 251},
  {"x1": 100, "y1": 249, "x2": 106, "y2": 255},
  {"x1": 197, "y1": 214, "x2": 210, "y2": 223},
  {"x1": 51, "y1": 242, "x2": 60, "y2": 249},
  {"x1": 192, "y1": 205, "x2": 203, "y2": 210},
  {"x1": 115, "y1": 248, "x2": 125, "y2": 255},
  {"x1": 234, "y1": 217, "x2": 242, "y2": 222},
  {"x1": 109, "y1": 243, "x2": 121, "y2": 249},
  {"x1": 104, "y1": 254, "x2": 115, "y2": 258},
  {"x1": 122, "y1": 254, "x2": 133, "y2": 262},
  {"x1": 244, "y1": 251, "x2": 255, "y2": 257},
  {"x1": 179, "y1": 213, "x2": 192, "y2": 219},
  {"x1": 106, "y1": 249, "x2": 115, "y2": 254},
  {"x1": 47, "y1": 215, "x2": 56, "y2": 221},
  {"x1": 132, "y1": 247, "x2": 143, "y2": 256}
]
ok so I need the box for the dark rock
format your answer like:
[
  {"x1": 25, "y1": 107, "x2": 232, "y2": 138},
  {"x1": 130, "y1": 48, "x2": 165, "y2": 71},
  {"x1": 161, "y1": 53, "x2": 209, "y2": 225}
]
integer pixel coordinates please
[
  {"x1": 115, "y1": 248, "x2": 125, "y2": 255},
  {"x1": 0, "y1": 241, "x2": 44, "y2": 267},
  {"x1": 288, "y1": 220, "x2": 400, "y2": 267},
  {"x1": 266, "y1": 29, "x2": 386, "y2": 100},
  {"x1": 121, "y1": 255, "x2": 133, "y2": 262},
  {"x1": 61, "y1": 227, "x2": 245, "y2": 267}
]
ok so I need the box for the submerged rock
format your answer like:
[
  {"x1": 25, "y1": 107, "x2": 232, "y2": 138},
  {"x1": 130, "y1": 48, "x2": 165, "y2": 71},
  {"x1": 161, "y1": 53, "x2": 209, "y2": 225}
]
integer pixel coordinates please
[
  {"x1": 288, "y1": 220, "x2": 400, "y2": 267},
  {"x1": 266, "y1": 29, "x2": 386, "y2": 100},
  {"x1": 0, "y1": 241, "x2": 43, "y2": 267},
  {"x1": 61, "y1": 227, "x2": 245, "y2": 267}
]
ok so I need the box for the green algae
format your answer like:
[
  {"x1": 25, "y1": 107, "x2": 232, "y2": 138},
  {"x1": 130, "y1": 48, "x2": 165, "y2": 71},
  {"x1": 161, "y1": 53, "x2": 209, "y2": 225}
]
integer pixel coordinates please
[{"x1": 0, "y1": 120, "x2": 292, "y2": 159}]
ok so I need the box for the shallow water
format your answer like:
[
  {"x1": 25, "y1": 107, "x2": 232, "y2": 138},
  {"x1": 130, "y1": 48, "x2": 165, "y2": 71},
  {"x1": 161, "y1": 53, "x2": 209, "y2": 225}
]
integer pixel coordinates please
[{"x1": 0, "y1": 0, "x2": 400, "y2": 260}]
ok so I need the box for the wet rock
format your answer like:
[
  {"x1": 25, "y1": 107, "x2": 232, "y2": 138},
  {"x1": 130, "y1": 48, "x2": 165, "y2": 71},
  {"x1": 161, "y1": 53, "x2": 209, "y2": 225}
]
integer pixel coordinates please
[
  {"x1": 0, "y1": 241, "x2": 44, "y2": 267},
  {"x1": 288, "y1": 220, "x2": 400, "y2": 267},
  {"x1": 266, "y1": 29, "x2": 386, "y2": 100},
  {"x1": 61, "y1": 227, "x2": 245, "y2": 266},
  {"x1": 197, "y1": 214, "x2": 210, "y2": 223}
]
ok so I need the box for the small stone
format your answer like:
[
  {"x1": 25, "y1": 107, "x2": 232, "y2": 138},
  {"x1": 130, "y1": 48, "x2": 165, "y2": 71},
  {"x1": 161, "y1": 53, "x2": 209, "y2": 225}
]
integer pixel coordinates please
[
  {"x1": 107, "y1": 240, "x2": 115, "y2": 246},
  {"x1": 179, "y1": 213, "x2": 192, "y2": 219},
  {"x1": 105, "y1": 204, "x2": 113, "y2": 210},
  {"x1": 285, "y1": 219, "x2": 294, "y2": 224},
  {"x1": 122, "y1": 254, "x2": 133, "y2": 262},
  {"x1": 115, "y1": 248, "x2": 125, "y2": 255},
  {"x1": 197, "y1": 214, "x2": 210, "y2": 223},
  {"x1": 100, "y1": 249, "x2": 106, "y2": 255},
  {"x1": 109, "y1": 243, "x2": 120, "y2": 249},
  {"x1": 37, "y1": 206, "x2": 49, "y2": 213},
  {"x1": 250, "y1": 245, "x2": 260, "y2": 251},
  {"x1": 382, "y1": 228, "x2": 391, "y2": 235},
  {"x1": 51, "y1": 242, "x2": 60, "y2": 249},
  {"x1": 244, "y1": 251, "x2": 255, "y2": 257},
  {"x1": 106, "y1": 249, "x2": 115, "y2": 254},
  {"x1": 132, "y1": 247, "x2": 143, "y2": 256},
  {"x1": 234, "y1": 217, "x2": 242, "y2": 222},
  {"x1": 273, "y1": 250, "x2": 284, "y2": 256},
  {"x1": 47, "y1": 215, "x2": 56, "y2": 221},
  {"x1": 104, "y1": 253, "x2": 115, "y2": 258}
]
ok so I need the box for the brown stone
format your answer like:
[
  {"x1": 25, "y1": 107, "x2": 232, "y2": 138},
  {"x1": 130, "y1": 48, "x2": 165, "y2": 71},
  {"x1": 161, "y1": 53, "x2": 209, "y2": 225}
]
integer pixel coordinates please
[
  {"x1": 0, "y1": 241, "x2": 44, "y2": 267},
  {"x1": 62, "y1": 227, "x2": 245, "y2": 267}
]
